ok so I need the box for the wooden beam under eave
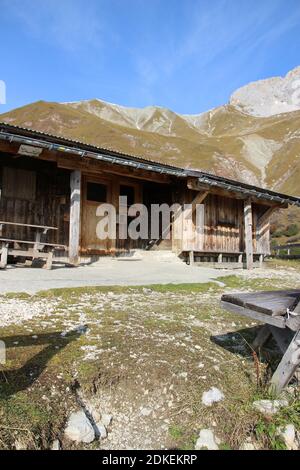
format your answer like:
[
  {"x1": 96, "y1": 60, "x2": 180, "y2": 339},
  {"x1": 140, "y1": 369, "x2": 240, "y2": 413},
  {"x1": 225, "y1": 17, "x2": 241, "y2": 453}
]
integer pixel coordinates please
[
  {"x1": 187, "y1": 177, "x2": 288, "y2": 208},
  {"x1": 69, "y1": 170, "x2": 81, "y2": 265},
  {"x1": 257, "y1": 204, "x2": 281, "y2": 227},
  {"x1": 0, "y1": 140, "x2": 22, "y2": 155},
  {"x1": 191, "y1": 190, "x2": 209, "y2": 207},
  {"x1": 244, "y1": 198, "x2": 253, "y2": 270}
]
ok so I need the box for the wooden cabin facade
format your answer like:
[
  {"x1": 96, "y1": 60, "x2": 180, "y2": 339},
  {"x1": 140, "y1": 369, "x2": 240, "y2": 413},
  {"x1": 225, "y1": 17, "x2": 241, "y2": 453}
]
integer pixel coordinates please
[{"x1": 1, "y1": 123, "x2": 299, "y2": 270}]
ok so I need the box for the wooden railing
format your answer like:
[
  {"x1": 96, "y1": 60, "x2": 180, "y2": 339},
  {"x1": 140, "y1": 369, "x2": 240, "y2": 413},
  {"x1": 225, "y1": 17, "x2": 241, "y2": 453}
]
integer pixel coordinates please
[{"x1": 272, "y1": 243, "x2": 300, "y2": 259}]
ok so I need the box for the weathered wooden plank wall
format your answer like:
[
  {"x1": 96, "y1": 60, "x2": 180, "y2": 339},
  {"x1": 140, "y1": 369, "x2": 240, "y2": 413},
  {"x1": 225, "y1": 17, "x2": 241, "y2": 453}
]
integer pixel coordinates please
[
  {"x1": 0, "y1": 154, "x2": 70, "y2": 246},
  {"x1": 203, "y1": 194, "x2": 243, "y2": 253},
  {"x1": 0, "y1": 151, "x2": 274, "y2": 258}
]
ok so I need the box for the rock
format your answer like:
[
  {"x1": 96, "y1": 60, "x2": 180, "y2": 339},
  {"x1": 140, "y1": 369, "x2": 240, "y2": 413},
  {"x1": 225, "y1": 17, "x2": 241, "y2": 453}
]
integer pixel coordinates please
[
  {"x1": 240, "y1": 442, "x2": 256, "y2": 450},
  {"x1": 140, "y1": 407, "x2": 152, "y2": 416},
  {"x1": 14, "y1": 439, "x2": 27, "y2": 450},
  {"x1": 64, "y1": 410, "x2": 95, "y2": 444},
  {"x1": 277, "y1": 424, "x2": 298, "y2": 450},
  {"x1": 96, "y1": 423, "x2": 107, "y2": 439},
  {"x1": 195, "y1": 429, "x2": 220, "y2": 450},
  {"x1": 253, "y1": 399, "x2": 288, "y2": 416},
  {"x1": 241, "y1": 443, "x2": 256, "y2": 450},
  {"x1": 230, "y1": 66, "x2": 300, "y2": 117},
  {"x1": 178, "y1": 372, "x2": 188, "y2": 379},
  {"x1": 86, "y1": 403, "x2": 101, "y2": 422},
  {"x1": 101, "y1": 414, "x2": 112, "y2": 427},
  {"x1": 202, "y1": 387, "x2": 224, "y2": 406},
  {"x1": 51, "y1": 439, "x2": 61, "y2": 450}
]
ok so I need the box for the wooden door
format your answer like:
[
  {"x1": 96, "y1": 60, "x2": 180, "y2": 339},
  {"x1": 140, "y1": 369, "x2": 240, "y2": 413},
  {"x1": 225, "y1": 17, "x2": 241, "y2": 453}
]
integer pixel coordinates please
[{"x1": 81, "y1": 177, "x2": 111, "y2": 254}]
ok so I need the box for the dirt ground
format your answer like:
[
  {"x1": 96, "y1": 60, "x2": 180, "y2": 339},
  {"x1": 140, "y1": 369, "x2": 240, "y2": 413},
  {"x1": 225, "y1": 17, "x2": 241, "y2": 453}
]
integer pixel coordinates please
[{"x1": 0, "y1": 259, "x2": 299, "y2": 450}]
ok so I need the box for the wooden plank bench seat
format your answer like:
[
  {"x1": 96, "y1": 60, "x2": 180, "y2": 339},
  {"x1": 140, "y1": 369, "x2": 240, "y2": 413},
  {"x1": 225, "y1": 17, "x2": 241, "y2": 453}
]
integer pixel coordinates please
[
  {"x1": 222, "y1": 290, "x2": 300, "y2": 317},
  {"x1": 0, "y1": 238, "x2": 66, "y2": 248},
  {"x1": 0, "y1": 221, "x2": 58, "y2": 231},
  {"x1": 220, "y1": 290, "x2": 300, "y2": 394}
]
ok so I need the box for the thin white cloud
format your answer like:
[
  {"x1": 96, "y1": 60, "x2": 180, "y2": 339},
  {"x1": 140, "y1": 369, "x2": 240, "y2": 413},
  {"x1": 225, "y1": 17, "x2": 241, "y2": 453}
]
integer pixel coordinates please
[{"x1": 132, "y1": 0, "x2": 300, "y2": 104}]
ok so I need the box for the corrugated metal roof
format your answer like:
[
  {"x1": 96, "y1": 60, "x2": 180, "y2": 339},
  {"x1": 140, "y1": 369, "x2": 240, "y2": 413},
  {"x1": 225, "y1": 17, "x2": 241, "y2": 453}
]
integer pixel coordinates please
[
  {"x1": 0, "y1": 121, "x2": 186, "y2": 171},
  {"x1": 1, "y1": 122, "x2": 300, "y2": 206}
]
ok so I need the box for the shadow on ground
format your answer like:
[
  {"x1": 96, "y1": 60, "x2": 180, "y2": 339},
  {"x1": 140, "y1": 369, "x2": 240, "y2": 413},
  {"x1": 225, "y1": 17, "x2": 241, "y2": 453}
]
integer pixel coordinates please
[
  {"x1": 211, "y1": 326, "x2": 281, "y2": 357},
  {"x1": 210, "y1": 327, "x2": 283, "y2": 384},
  {"x1": 0, "y1": 327, "x2": 86, "y2": 397},
  {"x1": 211, "y1": 326, "x2": 260, "y2": 359}
]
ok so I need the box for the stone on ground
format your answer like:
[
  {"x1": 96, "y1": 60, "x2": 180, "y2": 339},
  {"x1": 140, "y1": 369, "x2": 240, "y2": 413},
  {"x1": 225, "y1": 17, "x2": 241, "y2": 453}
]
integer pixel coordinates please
[
  {"x1": 202, "y1": 387, "x2": 224, "y2": 406},
  {"x1": 252, "y1": 399, "x2": 288, "y2": 415},
  {"x1": 101, "y1": 414, "x2": 112, "y2": 427},
  {"x1": 195, "y1": 429, "x2": 220, "y2": 450},
  {"x1": 277, "y1": 424, "x2": 298, "y2": 450},
  {"x1": 51, "y1": 439, "x2": 61, "y2": 450},
  {"x1": 96, "y1": 423, "x2": 107, "y2": 439},
  {"x1": 64, "y1": 410, "x2": 95, "y2": 444}
]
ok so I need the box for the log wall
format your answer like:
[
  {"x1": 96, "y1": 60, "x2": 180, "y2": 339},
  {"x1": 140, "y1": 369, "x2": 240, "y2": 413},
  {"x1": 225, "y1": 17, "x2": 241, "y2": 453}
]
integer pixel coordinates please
[{"x1": 0, "y1": 154, "x2": 70, "y2": 246}]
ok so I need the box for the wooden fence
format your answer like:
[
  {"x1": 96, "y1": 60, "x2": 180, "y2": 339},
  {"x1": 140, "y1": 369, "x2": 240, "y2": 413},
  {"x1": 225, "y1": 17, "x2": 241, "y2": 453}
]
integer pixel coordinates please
[{"x1": 272, "y1": 243, "x2": 300, "y2": 259}]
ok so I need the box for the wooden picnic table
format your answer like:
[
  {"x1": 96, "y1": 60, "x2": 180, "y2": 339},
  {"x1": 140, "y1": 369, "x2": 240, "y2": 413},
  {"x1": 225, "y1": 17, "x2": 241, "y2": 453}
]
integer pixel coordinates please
[
  {"x1": 0, "y1": 221, "x2": 65, "y2": 270},
  {"x1": 221, "y1": 290, "x2": 300, "y2": 395}
]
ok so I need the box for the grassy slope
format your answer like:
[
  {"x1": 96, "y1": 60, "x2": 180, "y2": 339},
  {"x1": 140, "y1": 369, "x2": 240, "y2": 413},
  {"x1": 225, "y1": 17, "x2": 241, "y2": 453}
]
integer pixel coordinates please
[
  {"x1": 2, "y1": 100, "x2": 300, "y2": 188},
  {"x1": 2, "y1": 100, "x2": 300, "y2": 238}
]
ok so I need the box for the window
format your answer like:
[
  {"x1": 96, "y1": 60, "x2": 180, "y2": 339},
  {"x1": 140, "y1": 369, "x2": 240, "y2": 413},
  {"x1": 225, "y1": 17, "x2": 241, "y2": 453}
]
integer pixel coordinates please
[
  {"x1": 2, "y1": 167, "x2": 36, "y2": 200},
  {"x1": 86, "y1": 182, "x2": 107, "y2": 203},
  {"x1": 120, "y1": 185, "x2": 135, "y2": 207}
]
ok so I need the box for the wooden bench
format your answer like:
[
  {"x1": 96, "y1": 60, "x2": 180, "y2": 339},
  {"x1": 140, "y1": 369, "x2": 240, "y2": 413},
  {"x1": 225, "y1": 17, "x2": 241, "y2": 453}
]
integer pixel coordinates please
[
  {"x1": 0, "y1": 222, "x2": 66, "y2": 270},
  {"x1": 185, "y1": 250, "x2": 264, "y2": 268},
  {"x1": 221, "y1": 290, "x2": 300, "y2": 394}
]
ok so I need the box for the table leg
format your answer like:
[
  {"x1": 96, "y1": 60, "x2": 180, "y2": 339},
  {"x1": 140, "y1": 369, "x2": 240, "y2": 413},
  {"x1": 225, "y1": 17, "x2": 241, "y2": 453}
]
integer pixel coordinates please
[
  {"x1": 34, "y1": 230, "x2": 42, "y2": 251},
  {"x1": 44, "y1": 250, "x2": 54, "y2": 270},
  {"x1": 252, "y1": 325, "x2": 271, "y2": 351},
  {"x1": 0, "y1": 243, "x2": 8, "y2": 268},
  {"x1": 269, "y1": 330, "x2": 300, "y2": 395}
]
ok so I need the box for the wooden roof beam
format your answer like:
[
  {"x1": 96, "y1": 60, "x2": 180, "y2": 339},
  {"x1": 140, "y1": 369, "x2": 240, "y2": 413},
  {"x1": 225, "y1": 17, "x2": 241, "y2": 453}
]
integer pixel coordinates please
[{"x1": 187, "y1": 177, "x2": 288, "y2": 208}]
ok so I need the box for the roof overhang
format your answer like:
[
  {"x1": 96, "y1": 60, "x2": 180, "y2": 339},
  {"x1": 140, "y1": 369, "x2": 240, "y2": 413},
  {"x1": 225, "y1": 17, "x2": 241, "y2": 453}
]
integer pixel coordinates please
[
  {"x1": 0, "y1": 123, "x2": 187, "y2": 178},
  {"x1": 187, "y1": 175, "x2": 300, "y2": 207},
  {"x1": 1, "y1": 122, "x2": 300, "y2": 207}
]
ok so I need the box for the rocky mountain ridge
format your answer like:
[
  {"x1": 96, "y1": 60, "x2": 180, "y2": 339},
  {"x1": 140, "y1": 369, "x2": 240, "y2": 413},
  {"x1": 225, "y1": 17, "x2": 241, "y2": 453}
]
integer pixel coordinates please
[{"x1": 1, "y1": 67, "x2": 300, "y2": 199}]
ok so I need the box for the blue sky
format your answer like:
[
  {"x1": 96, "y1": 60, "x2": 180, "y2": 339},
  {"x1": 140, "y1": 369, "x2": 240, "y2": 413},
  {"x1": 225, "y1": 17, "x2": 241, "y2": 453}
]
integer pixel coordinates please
[{"x1": 1, "y1": 0, "x2": 300, "y2": 114}]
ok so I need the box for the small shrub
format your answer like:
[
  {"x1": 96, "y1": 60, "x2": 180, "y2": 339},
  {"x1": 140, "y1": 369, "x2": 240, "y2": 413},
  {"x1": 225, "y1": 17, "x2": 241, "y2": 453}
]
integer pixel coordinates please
[
  {"x1": 272, "y1": 230, "x2": 284, "y2": 238},
  {"x1": 285, "y1": 224, "x2": 299, "y2": 237}
]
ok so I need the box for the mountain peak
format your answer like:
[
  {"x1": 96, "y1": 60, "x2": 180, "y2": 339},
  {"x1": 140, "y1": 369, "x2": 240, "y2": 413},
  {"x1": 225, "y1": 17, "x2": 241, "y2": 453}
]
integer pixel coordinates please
[
  {"x1": 230, "y1": 66, "x2": 300, "y2": 117},
  {"x1": 1, "y1": 66, "x2": 300, "y2": 195}
]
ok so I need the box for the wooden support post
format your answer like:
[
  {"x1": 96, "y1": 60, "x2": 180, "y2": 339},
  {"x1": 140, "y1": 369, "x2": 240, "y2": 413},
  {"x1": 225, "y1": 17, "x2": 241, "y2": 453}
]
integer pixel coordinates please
[
  {"x1": 259, "y1": 254, "x2": 264, "y2": 268},
  {"x1": 69, "y1": 170, "x2": 81, "y2": 265},
  {"x1": 182, "y1": 203, "x2": 194, "y2": 252},
  {"x1": 189, "y1": 251, "x2": 194, "y2": 266},
  {"x1": 238, "y1": 254, "x2": 243, "y2": 264},
  {"x1": 269, "y1": 326, "x2": 294, "y2": 354},
  {"x1": 218, "y1": 253, "x2": 223, "y2": 264},
  {"x1": 269, "y1": 330, "x2": 300, "y2": 395},
  {"x1": 0, "y1": 243, "x2": 8, "y2": 269},
  {"x1": 244, "y1": 198, "x2": 253, "y2": 270}
]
